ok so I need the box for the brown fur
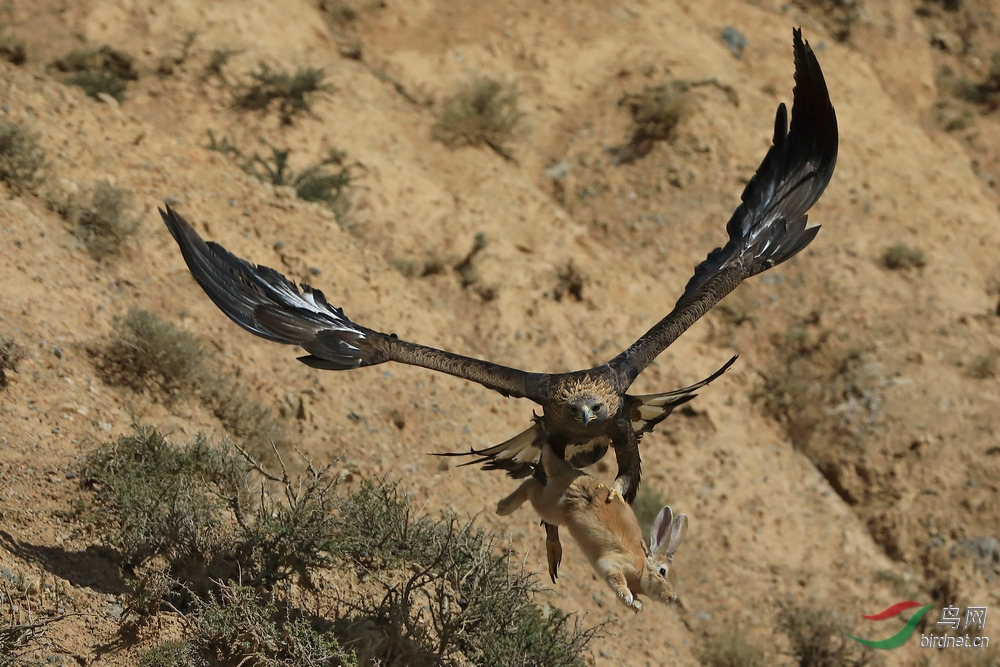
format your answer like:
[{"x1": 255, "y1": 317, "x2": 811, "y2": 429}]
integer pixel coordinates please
[{"x1": 497, "y1": 445, "x2": 688, "y2": 612}]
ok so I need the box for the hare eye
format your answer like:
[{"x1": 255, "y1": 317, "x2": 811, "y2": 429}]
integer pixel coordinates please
[{"x1": 658, "y1": 566, "x2": 668, "y2": 577}]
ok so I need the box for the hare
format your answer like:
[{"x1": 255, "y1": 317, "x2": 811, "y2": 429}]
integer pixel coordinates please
[{"x1": 496, "y1": 444, "x2": 688, "y2": 612}]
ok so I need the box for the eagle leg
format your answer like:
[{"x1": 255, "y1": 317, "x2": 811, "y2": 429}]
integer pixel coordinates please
[
  {"x1": 610, "y1": 421, "x2": 641, "y2": 504},
  {"x1": 544, "y1": 521, "x2": 562, "y2": 583}
]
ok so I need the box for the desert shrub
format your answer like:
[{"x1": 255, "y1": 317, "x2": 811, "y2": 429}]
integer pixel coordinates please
[
  {"x1": 332, "y1": 476, "x2": 600, "y2": 666},
  {"x1": 0, "y1": 120, "x2": 45, "y2": 195},
  {"x1": 51, "y1": 45, "x2": 138, "y2": 102},
  {"x1": 0, "y1": 569, "x2": 69, "y2": 666},
  {"x1": 206, "y1": 134, "x2": 361, "y2": 223},
  {"x1": 121, "y1": 567, "x2": 176, "y2": 631},
  {"x1": 451, "y1": 232, "x2": 497, "y2": 301},
  {"x1": 776, "y1": 600, "x2": 876, "y2": 667},
  {"x1": 93, "y1": 308, "x2": 206, "y2": 402},
  {"x1": 82, "y1": 423, "x2": 246, "y2": 572},
  {"x1": 0, "y1": 37, "x2": 26, "y2": 65},
  {"x1": 69, "y1": 181, "x2": 139, "y2": 260},
  {"x1": 608, "y1": 83, "x2": 687, "y2": 164},
  {"x1": 195, "y1": 582, "x2": 356, "y2": 667},
  {"x1": 881, "y1": 243, "x2": 926, "y2": 270},
  {"x1": 945, "y1": 52, "x2": 1000, "y2": 109},
  {"x1": 233, "y1": 64, "x2": 330, "y2": 125},
  {"x1": 553, "y1": 261, "x2": 586, "y2": 302},
  {"x1": 137, "y1": 639, "x2": 205, "y2": 667},
  {"x1": 697, "y1": 624, "x2": 767, "y2": 667},
  {"x1": 91, "y1": 308, "x2": 285, "y2": 451},
  {"x1": 967, "y1": 352, "x2": 998, "y2": 379},
  {"x1": 0, "y1": 335, "x2": 27, "y2": 390},
  {"x1": 201, "y1": 47, "x2": 240, "y2": 83},
  {"x1": 81, "y1": 423, "x2": 597, "y2": 665},
  {"x1": 433, "y1": 76, "x2": 523, "y2": 161},
  {"x1": 200, "y1": 377, "x2": 286, "y2": 455}
]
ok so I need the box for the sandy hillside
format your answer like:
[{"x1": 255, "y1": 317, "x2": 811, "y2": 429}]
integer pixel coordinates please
[{"x1": 1, "y1": 0, "x2": 999, "y2": 665}]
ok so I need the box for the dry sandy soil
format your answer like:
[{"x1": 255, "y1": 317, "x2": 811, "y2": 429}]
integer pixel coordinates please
[{"x1": 1, "y1": 0, "x2": 999, "y2": 665}]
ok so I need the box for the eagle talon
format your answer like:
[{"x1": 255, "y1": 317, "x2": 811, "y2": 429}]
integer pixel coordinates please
[
  {"x1": 606, "y1": 481, "x2": 626, "y2": 505},
  {"x1": 546, "y1": 536, "x2": 562, "y2": 582}
]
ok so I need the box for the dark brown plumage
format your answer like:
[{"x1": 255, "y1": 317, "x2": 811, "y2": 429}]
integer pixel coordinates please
[{"x1": 161, "y1": 29, "x2": 837, "y2": 580}]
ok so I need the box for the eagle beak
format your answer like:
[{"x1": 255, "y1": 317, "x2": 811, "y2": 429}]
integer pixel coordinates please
[{"x1": 579, "y1": 405, "x2": 594, "y2": 427}]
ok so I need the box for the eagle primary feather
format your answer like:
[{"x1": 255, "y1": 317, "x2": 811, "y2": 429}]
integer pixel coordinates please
[{"x1": 161, "y1": 28, "x2": 837, "y2": 578}]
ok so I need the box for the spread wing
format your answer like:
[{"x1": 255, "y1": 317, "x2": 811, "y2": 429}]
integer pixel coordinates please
[
  {"x1": 160, "y1": 206, "x2": 542, "y2": 399},
  {"x1": 609, "y1": 28, "x2": 838, "y2": 387}
]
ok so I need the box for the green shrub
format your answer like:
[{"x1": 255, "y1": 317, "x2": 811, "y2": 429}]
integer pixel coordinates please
[
  {"x1": 0, "y1": 120, "x2": 45, "y2": 195},
  {"x1": 697, "y1": 624, "x2": 767, "y2": 667},
  {"x1": 93, "y1": 308, "x2": 206, "y2": 402},
  {"x1": 332, "y1": 476, "x2": 601, "y2": 666},
  {"x1": 776, "y1": 600, "x2": 876, "y2": 667},
  {"x1": 433, "y1": 77, "x2": 523, "y2": 161},
  {"x1": 91, "y1": 308, "x2": 285, "y2": 451},
  {"x1": 196, "y1": 582, "x2": 356, "y2": 667},
  {"x1": 882, "y1": 243, "x2": 926, "y2": 270},
  {"x1": 82, "y1": 423, "x2": 245, "y2": 573},
  {"x1": 0, "y1": 37, "x2": 27, "y2": 65},
  {"x1": 70, "y1": 181, "x2": 139, "y2": 261},
  {"x1": 233, "y1": 64, "x2": 330, "y2": 125},
  {"x1": 206, "y1": 135, "x2": 361, "y2": 223},
  {"x1": 51, "y1": 45, "x2": 138, "y2": 102},
  {"x1": 609, "y1": 83, "x2": 687, "y2": 164},
  {"x1": 82, "y1": 424, "x2": 598, "y2": 666},
  {"x1": 967, "y1": 352, "x2": 998, "y2": 379}
]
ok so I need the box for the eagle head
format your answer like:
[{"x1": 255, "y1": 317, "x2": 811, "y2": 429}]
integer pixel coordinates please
[
  {"x1": 566, "y1": 396, "x2": 609, "y2": 427},
  {"x1": 554, "y1": 376, "x2": 617, "y2": 428}
]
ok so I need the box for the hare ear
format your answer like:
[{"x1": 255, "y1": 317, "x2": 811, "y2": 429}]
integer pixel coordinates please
[
  {"x1": 649, "y1": 506, "x2": 674, "y2": 553},
  {"x1": 665, "y1": 513, "x2": 688, "y2": 556}
]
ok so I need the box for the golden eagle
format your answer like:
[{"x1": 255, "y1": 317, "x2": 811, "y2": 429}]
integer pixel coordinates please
[{"x1": 161, "y1": 28, "x2": 837, "y2": 578}]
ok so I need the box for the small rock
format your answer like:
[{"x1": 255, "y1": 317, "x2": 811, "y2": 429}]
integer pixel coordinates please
[
  {"x1": 543, "y1": 161, "x2": 573, "y2": 180},
  {"x1": 96, "y1": 92, "x2": 119, "y2": 109},
  {"x1": 722, "y1": 26, "x2": 747, "y2": 59}
]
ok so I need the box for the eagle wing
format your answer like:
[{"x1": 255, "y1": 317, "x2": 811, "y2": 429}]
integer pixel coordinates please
[
  {"x1": 160, "y1": 206, "x2": 541, "y2": 399},
  {"x1": 609, "y1": 28, "x2": 838, "y2": 387}
]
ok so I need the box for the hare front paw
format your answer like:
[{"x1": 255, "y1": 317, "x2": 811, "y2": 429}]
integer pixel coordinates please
[{"x1": 616, "y1": 589, "x2": 636, "y2": 610}]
